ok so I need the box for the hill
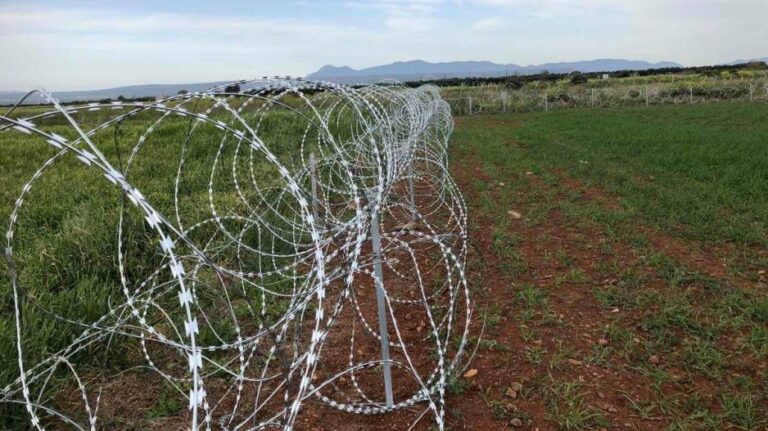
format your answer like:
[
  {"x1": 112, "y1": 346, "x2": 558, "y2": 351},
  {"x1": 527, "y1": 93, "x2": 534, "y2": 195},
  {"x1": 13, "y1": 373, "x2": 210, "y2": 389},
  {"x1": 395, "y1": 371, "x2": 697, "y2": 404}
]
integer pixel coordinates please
[{"x1": 306, "y1": 59, "x2": 683, "y2": 83}]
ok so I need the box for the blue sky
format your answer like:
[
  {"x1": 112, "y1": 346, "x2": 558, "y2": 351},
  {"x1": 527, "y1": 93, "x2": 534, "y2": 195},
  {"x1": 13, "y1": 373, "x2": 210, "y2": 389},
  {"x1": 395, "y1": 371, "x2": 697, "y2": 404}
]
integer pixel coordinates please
[{"x1": 0, "y1": 0, "x2": 766, "y2": 91}]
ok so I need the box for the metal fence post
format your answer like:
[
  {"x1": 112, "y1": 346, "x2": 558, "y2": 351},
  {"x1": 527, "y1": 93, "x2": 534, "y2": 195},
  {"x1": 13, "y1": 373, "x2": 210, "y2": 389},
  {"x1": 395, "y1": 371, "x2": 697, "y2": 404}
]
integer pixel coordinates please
[
  {"x1": 645, "y1": 85, "x2": 649, "y2": 107},
  {"x1": 369, "y1": 197, "x2": 394, "y2": 407},
  {"x1": 407, "y1": 162, "x2": 416, "y2": 217},
  {"x1": 591, "y1": 88, "x2": 595, "y2": 108},
  {"x1": 544, "y1": 92, "x2": 548, "y2": 112},
  {"x1": 309, "y1": 153, "x2": 320, "y2": 223},
  {"x1": 468, "y1": 96, "x2": 473, "y2": 115}
]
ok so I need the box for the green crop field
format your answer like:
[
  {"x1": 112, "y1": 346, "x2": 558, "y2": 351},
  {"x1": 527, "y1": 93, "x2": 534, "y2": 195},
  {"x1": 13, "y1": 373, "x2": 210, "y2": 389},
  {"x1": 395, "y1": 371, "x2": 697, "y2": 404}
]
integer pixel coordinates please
[
  {"x1": 2, "y1": 98, "x2": 768, "y2": 429},
  {"x1": 447, "y1": 101, "x2": 768, "y2": 430}
]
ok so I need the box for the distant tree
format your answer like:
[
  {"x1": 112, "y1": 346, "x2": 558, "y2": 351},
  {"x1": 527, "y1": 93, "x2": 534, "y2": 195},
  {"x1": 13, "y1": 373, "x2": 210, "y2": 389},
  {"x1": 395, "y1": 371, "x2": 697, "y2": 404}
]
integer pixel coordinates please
[
  {"x1": 224, "y1": 83, "x2": 241, "y2": 93},
  {"x1": 569, "y1": 72, "x2": 588, "y2": 85},
  {"x1": 117, "y1": 95, "x2": 126, "y2": 101},
  {"x1": 177, "y1": 89, "x2": 189, "y2": 95},
  {"x1": 504, "y1": 77, "x2": 523, "y2": 90}
]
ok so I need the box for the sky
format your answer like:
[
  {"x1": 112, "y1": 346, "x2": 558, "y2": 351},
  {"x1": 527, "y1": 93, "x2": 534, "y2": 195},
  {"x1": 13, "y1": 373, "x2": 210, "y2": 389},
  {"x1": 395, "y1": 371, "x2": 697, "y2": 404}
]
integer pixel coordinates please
[{"x1": 0, "y1": 0, "x2": 766, "y2": 91}]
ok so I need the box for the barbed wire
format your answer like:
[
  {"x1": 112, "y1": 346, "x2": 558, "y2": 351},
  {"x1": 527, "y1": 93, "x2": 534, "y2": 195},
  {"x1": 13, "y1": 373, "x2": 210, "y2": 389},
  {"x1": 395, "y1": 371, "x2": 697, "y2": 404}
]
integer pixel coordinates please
[{"x1": 0, "y1": 79, "x2": 471, "y2": 430}]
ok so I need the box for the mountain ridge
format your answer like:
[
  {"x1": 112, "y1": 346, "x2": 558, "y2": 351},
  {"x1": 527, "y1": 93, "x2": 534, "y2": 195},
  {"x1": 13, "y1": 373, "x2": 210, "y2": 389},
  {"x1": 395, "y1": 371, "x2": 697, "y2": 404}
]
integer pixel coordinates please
[{"x1": 306, "y1": 58, "x2": 684, "y2": 83}]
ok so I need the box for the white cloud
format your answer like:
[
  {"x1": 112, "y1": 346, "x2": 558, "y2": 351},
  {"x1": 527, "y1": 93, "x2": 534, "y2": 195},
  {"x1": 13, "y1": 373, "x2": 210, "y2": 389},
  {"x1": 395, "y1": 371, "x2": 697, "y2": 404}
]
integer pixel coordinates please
[
  {"x1": 0, "y1": 1, "x2": 766, "y2": 90},
  {"x1": 471, "y1": 17, "x2": 504, "y2": 31}
]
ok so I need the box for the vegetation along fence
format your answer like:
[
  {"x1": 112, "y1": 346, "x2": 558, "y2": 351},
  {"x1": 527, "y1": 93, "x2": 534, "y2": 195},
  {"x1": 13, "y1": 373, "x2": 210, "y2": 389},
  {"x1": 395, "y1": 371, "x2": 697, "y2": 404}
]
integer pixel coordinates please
[{"x1": 443, "y1": 77, "x2": 768, "y2": 115}]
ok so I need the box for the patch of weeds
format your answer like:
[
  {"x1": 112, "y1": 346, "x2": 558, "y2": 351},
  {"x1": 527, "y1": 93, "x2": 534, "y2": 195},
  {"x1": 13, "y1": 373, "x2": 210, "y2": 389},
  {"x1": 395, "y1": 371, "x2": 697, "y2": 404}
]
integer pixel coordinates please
[
  {"x1": 479, "y1": 338, "x2": 511, "y2": 352},
  {"x1": 516, "y1": 284, "x2": 548, "y2": 309},
  {"x1": 630, "y1": 233, "x2": 649, "y2": 248},
  {"x1": 647, "y1": 252, "x2": 721, "y2": 291},
  {"x1": 748, "y1": 298, "x2": 768, "y2": 322},
  {"x1": 548, "y1": 340, "x2": 575, "y2": 370},
  {"x1": 146, "y1": 382, "x2": 182, "y2": 419},
  {"x1": 483, "y1": 304, "x2": 503, "y2": 334},
  {"x1": 617, "y1": 266, "x2": 650, "y2": 290},
  {"x1": 554, "y1": 247, "x2": 575, "y2": 267},
  {"x1": 593, "y1": 285, "x2": 633, "y2": 310},
  {"x1": 640, "y1": 292, "x2": 714, "y2": 343},
  {"x1": 748, "y1": 325, "x2": 768, "y2": 358},
  {"x1": 519, "y1": 324, "x2": 536, "y2": 342},
  {"x1": 446, "y1": 376, "x2": 469, "y2": 396},
  {"x1": 525, "y1": 345, "x2": 546, "y2": 366},
  {"x1": 622, "y1": 394, "x2": 657, "y2": 420},
  {"x1": 720, "y1": 393, "x2": 763, "y2": 430},
  {"x1": 681, "y1": 338, "x2": 723, "y2": 379},
  {"x1": 491, "y1": 222, "x2": 519, "y2": 254},
  {"x1": 732, "y1": 374, "x2": 754, "y2": 392},
  {"x1": 585, "y1": 343, "x2": 612, "y2": 367},
  {"x1": 544, "y1": 380, "x2": 607, "y2": 430},
  {"x1": 556, "y1": 268, "x2": 591, "y2": 285},
  {"x1": 604, "y1": 322, "x2": 638, "y2": 360}
]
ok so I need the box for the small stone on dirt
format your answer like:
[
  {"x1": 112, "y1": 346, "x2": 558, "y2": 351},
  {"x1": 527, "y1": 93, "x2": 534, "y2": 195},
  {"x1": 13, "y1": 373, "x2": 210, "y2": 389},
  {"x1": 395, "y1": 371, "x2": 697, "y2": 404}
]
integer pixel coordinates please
[
  {"x1": 597, "y1": 401, "x2": 618, "y2": 413},
  {"x1": 510, "y1": 418, "x2": 524, "y2": 427},
  {"x1": 597, "y1": 338, "x2": 609, "y2": 346},
  {"x1": 649, "y1": 355, "x2": 661, "y2": 365},
  {"x1": 509, "y1": 382, "x2": 523, "y2": 392},
  {"x1": 463, "y1": 368, "x2": 478, "y2": 378},
  {"x1": 498, "y1": 182, "x2": 505, "y2": 187},
  {"x1": 525, "y1": 171, "x2": 534, "y2": 175},
  {"x1": 504, "y1": 387, "x2": 517, "y2": 399},
  {"x1": 507, "y1": 210, "x2": 522, "y2": 219},
  {"x1": 568, "y1": 358, "x2": 584, "y2": 366}
]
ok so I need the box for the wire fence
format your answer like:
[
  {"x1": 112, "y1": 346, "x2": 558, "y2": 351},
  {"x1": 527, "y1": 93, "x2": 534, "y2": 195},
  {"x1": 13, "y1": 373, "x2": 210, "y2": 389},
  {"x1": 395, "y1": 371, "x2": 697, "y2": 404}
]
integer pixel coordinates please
[
  {"x1": 443, "y1": 79, "x2": 768, "y2": 115},
  {"x1": 0, "y1": 79, "x2": 470, "y2": 430}
]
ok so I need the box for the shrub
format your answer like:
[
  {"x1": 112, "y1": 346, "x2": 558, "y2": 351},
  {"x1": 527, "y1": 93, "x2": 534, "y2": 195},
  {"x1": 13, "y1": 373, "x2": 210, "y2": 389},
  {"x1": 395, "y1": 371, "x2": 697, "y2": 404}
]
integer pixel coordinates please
[{"x1": 570, "y1": 72, "x2": 588, "y2": 85}]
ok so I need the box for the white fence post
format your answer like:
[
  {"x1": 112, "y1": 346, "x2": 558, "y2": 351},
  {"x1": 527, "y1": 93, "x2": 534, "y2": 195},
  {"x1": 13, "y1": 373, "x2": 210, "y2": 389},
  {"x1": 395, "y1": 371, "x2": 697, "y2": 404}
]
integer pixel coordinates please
[
  {"x1": 591, "y1": 88, "x2": 595, "y2": 108},
  {"x1": 645, "y1": 85, "x2": 650, "y2": 107},
  {"x1": 309, "y1": 153, "x2": 320, "y2": 223},
  {"x1": 369, "y1": 196, "x2": 394, "y2": 408},
  {"x1": 407, "y1": 162, "x2": 415, "y2": 217},
  {"x1": 468, "y1": 96, "x2": 473, "y2": 115}
]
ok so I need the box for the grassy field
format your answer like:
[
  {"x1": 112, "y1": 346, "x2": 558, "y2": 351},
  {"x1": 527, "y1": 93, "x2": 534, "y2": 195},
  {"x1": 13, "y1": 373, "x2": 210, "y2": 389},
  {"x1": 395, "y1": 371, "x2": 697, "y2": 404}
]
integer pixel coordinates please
[
  {"x1": 2, "y1": 99, "x2": 768, "y2": 429},
  {"x1": 510, "y1": 102, "x2": 768, "y2": 249},
  {"x1": 446, "y1": 101, "x2": 768, "y2": 430},
  {"x1": 0, "y1": 102, "x2": 328, "y2": 427}
]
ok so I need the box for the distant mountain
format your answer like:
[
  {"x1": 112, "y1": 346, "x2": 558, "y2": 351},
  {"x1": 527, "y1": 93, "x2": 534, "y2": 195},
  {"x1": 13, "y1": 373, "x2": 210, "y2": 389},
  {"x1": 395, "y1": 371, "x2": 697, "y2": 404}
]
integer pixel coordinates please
[
  {"x1": 306, "y1": 58, "x2": 683, "y2": 83},
  {"x1": 728, "y1": 57, "x2": 768, "y2": 65},
  {"x1": 0, "y1": 81, "x2": 234, "y2": 105}
]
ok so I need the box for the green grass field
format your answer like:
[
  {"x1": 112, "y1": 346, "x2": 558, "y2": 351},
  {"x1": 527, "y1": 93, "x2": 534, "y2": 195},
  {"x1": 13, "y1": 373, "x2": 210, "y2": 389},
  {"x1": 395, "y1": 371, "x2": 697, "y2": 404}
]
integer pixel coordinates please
[
  {"x1": 2, "y1": 100, "x2": 768, "y2": 429},
  {"x1": 448, "y1": 101, "x2": 768, "y2": 429},
  {"x1": 509, "y1": 102, "x2": 768, "y2": 248}
]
